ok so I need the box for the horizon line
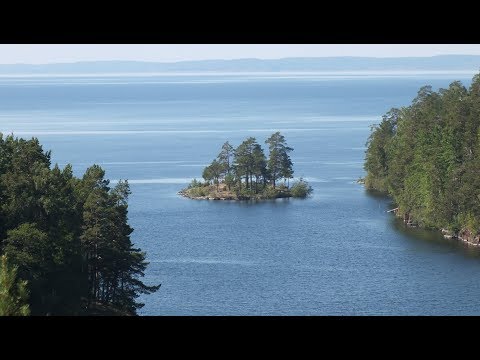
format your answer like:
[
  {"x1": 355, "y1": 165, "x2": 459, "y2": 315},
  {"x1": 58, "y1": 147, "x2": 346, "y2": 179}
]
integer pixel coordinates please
[{"x1": 2, "y1": 54, "x2": 480, "y2": 66}]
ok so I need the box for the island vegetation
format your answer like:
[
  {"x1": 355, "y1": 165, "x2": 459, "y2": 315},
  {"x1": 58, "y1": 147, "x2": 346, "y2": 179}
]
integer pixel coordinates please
[
  {"x1": 364, "y1": 73, "x2": 480, "y2": 245},
  {"x1": 179, "y1": 132, "x2": 313, "y2": 200},
  {"x1": 0, "y1": 134, "x2": 159, "y2": 315}
]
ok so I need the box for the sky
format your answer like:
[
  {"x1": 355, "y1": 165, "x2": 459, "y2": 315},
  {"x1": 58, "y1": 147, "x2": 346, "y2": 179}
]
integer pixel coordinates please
[{"x1": 0, "y1": 44, "x2": 479, "y2": 64}]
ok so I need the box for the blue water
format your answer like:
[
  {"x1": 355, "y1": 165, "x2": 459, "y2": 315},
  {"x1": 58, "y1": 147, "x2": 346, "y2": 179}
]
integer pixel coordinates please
[{"x1": 1, "y1": 72, "x2": 480, "y2": 315}]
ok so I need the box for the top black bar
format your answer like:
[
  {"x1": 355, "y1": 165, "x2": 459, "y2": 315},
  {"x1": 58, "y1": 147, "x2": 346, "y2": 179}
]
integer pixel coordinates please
[
  {"x1": 2, "y1": 6, "x2": 479, "y2": 44},
  {"x1": 2, "y1": 29, "x2": 478, "y2": 44}
]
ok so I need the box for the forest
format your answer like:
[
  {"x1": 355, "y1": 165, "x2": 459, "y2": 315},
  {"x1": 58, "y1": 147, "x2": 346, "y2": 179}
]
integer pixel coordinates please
[
  {"x1": 0, "y1": 134, "x2": 159, "y2": 315},
  {"x1": 182, "y1": 132, "x2": 313, "y2": 200},
  {"x1": 364, "y1": 73, "x2": 480, "y2": 238}
]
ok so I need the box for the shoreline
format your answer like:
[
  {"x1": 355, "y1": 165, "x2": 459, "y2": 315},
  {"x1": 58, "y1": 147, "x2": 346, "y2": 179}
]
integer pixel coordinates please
[
  {"x1": 440, "y1": 228, "x2": 480, "y2": 247},
  {"x1": 177, "y1": 187, "x2": 292, "y2": 201},
  {"x1": 386, "y1": 204, "x2": 480, "y2": 247},
  {"x1": 364, "y1": 185, "x2": 480, "y2": 248}
]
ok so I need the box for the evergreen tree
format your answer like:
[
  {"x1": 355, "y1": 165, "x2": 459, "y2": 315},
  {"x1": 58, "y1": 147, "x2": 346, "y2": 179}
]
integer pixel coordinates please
[
  {"x1": 364, "y1": 73, "x2": 480, "y2": 234},
  {"x1": 217, "y1": 141, "x2": 234, "y2": 175},
  {"x1": 252, "y1": 143, "x2": 267, "y2": 193},
  {"x1": 0, "y1": 136, "x2": 159, "y2": 315},
  {"x1": 3, "y1": 223, "x2": 53, "y2": 314},
  {"x1": 202, "y1": 165, "x2": 213, "y2": 185},
  {"x1": 265, "y1": 132, "x2": 293, "y2": 188},
  {"x1": 233, "y1": 137, "x2": 257, "y2": 191},
  {"x1": 208, "y1": 160, "x2": 224, "y2": 191},
  {"x1": 0, "y1": 255, "x2": 30, "y2": 316}
]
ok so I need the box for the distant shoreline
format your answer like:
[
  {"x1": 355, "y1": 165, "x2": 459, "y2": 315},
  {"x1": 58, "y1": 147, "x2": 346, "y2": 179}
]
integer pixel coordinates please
[{"x1": 1, "y1": 55, "x2": 480, "y2": 75}]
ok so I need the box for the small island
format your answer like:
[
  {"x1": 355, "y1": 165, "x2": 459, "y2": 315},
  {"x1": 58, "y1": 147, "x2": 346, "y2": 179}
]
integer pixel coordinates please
[{"x1": 179, "y1": 132, "x2": 313, "y2": 200}]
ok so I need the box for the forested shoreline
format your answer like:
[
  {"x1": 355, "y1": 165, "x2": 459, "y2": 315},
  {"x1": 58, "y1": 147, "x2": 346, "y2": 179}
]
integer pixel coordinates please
[
  {"x1": 364, "y1": 73, "x2": 480, "y2": 244},
  {"x1": 180, "y1": 132, "x2": 313, "y2": 200},
  {"x1": 0, "y1": 134, "x2": 159, "y2": 315}
]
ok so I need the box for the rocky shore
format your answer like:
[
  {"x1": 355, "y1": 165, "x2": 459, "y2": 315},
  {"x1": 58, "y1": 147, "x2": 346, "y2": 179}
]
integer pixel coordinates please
[
  {"x1": 441, "y1": 228, "x2": 480, "y2": 246},
  {"x1": 177, "y1": 186, "x2": 292, "y2": 201},
  {"x1": 178, "y1": 188, "x2": 236, "y2": 200},
  {"x1": 387, "y1": 207, "x2": 480, "y2": 247}
]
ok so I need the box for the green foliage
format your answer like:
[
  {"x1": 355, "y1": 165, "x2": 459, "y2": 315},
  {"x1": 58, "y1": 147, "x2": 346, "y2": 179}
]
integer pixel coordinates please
[
  {"x1": 364, "y1": 73, "x2": 480, "y2": 234},
  {"x1": 290, "y1": 178, "x2": 313, "y2": 198},
  {"x1": 217, "y1": 141, "x2": 234, "y2": 175},
  {"x1": 265, "y1": 131, "x2": 294, "y2": 188},
  {"x1": 188, "y1": 178, "x2": 203, "y2": 188},
  {"x1": 224, "y1": 173, "x2": 235, "y2": 190},
  {"x1": 260, "y1": 185, "x2": 279, "y2": 199},
  {"x1": 0, "y1": 134, "x2": 159, "y2": 315},
  {"x1": 200, "y1": 132, "x2": 295, "y2": 195},
  {"x1": 4, "y1": 224, "x2": 50, "y2": 274},
  {"x1": 233, "y1": 137, "x2": 258, "y2": 191},
  {"x1": 187, "y1": 186, "x2": 209, "y2": 197},
  {"x1": 0, "y1": 255, "x2": 30, "y2": 316}
]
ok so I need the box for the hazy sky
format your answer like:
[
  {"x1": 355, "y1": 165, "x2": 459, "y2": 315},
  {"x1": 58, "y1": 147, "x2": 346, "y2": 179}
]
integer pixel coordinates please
[{"x1": 0, "y1": 44, "x2": 479, "y2": 64}]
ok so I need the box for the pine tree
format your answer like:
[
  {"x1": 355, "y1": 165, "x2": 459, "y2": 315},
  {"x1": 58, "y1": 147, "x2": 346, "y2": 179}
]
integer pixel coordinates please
[
  {"x1": 364, "y1": 73, "x2": 480, "y2": 233},
  {"x1": 233, "y1": 137, "x2": 257, "y2": 191},
  {"x1": 265, "y1": 132, "x2": 293, "y2": 188},
  {"x1": 0, "y1": 255, "x2": 30, "y2": 316},
  {"x1": 252, "y1": 143, "x2": 267, "y2": 193},
  {"x1": 0, "y1": 137, "x2": 158, "y2": 315},
  {"x1": 217, "y1": 141, "x2": 234, "y2": 175}
]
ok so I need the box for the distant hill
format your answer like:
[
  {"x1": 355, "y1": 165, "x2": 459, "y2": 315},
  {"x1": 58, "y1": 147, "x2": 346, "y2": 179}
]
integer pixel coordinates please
[{"x1": 0, "y1": 55, "x2": 480, "y2": 74}]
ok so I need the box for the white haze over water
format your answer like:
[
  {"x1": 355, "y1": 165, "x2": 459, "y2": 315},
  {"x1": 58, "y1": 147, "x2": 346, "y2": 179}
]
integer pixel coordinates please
[
  {"x1": 1, "y1": 44, "x2": 480, "y2": 64},
  {"x1": 0, "y1": 70, "x2": 477, "y2": 78}
]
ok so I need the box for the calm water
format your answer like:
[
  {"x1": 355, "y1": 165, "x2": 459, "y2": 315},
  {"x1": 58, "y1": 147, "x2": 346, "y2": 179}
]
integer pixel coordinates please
[{"x1": 1, "y1": 72, "x2": 480, "y2": 315}]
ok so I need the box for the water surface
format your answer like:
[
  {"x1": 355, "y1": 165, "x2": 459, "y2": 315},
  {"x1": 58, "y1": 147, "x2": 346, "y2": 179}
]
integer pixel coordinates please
[{"x1": 1, "y1": 72, "x2": 478, "y2": 315}]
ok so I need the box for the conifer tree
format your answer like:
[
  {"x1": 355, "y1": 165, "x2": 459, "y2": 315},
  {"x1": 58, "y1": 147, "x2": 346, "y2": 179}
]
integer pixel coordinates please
[
  {"x1": 265, "y1": 132, "x2": 293, "y2": 188},
  {"x1": 0, "y1": 255, "x2": 30, "y2": 316}
]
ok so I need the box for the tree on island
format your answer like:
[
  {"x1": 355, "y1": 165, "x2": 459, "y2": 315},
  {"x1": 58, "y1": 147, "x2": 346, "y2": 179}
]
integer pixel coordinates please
[
  {"x1": 233, "y1": 137, "x2": 258, "y2": 192},
  {"x1": 203, "y1": 159, "x2": 224, "y2": 191},
  {"x1": 182, "y1": 132, "x2": 312, "y2": 200},
  {"x1": 217, "y1": 141, "x2": 234, "y2": 175},
  {"x1": 252, "y1": 143, "x2": 268, "y2": 193},
  {"x1": 265, "y1": 132, "x2": 294, "y2": 189}
]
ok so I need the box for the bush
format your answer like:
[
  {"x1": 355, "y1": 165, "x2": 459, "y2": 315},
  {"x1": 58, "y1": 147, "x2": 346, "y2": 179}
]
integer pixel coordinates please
[
  {"x1": 261, "y1": 186, "x2": 278, "y2": 199},
  {"x1": 188, "y1": 186, "x2": 209, "y2": 197},
  {"x1": 290, "y1": 178, "x2": 313, "y2": 198},
  {"x1": 188, "y1": 178, "x2": 202, "y2": 189}
]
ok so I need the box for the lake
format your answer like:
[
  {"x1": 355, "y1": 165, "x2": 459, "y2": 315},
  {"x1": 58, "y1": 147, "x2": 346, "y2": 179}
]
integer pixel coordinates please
[{"x1": 1, "y1": 71, "x2": 480, "y2": 315}]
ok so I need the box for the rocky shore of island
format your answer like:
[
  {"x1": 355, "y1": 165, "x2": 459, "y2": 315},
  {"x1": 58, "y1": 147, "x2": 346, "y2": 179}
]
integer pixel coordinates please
[{"x1": 178, "y1": 183, "x2": 295, "y2": 201}]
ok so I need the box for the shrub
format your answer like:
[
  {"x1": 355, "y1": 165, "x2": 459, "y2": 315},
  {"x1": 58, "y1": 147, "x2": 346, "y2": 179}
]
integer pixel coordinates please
[
  {"x1": 261, "y1": 186, "x2": 278, "y2": 199},
  {"x1": 188, "y1": 178, "x2": 203, "y2": 189},
  {"x1": 290, "y1": 178, "x2": 313, "y2": 198},
  {"x1": 188, "y1": 186, "x2": 209, "y2": 197}
]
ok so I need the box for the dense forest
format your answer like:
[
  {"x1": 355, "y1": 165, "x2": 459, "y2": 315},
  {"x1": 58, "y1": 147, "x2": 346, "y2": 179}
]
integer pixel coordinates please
[
  {"x1": 0, "y1": 134, "x2": 159, "y2": 315},
  {"x1": 364, "y1": 73, "x2": 480, "y2": 239},
  {"x1": 182, "y1": 132, "x2": 313, "y2": 200}
]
